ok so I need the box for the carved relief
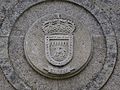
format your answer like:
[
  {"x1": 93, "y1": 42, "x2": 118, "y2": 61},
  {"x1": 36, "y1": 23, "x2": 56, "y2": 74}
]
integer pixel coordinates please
[
  {"x1": 2, "y1": 0, "x2": 117, "y2": 89},
  {"x1": 42, "y1": 14, "x2": 75, "y2": 74},
  {"x1": 24, "y1": 13, "x2": 92, "y2": 79},
  {"x1": 42, "y1": 15, "x2": 75, "y2": 67}
]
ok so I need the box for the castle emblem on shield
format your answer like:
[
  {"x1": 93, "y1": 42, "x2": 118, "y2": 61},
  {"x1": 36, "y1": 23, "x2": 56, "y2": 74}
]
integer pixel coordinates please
[{"x1": 42, "y1": 15, "x2": 75, "y2": 67}]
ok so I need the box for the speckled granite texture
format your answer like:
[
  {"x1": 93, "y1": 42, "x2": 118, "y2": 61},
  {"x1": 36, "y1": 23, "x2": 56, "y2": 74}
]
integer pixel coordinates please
[{"x1": 0, "y1": 0, "x2": 120, "y2": 90}]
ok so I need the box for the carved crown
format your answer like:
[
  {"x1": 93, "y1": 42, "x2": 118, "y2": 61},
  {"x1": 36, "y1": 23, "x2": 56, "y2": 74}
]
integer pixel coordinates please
[{"x1": 42, "y1": 19, "x2": 75, "y2": 34}]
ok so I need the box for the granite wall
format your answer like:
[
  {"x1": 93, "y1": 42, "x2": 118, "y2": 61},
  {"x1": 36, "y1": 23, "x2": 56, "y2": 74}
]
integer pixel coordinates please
[{"x1": 0, "y1": 0, "x2": 120, "y2": 90}]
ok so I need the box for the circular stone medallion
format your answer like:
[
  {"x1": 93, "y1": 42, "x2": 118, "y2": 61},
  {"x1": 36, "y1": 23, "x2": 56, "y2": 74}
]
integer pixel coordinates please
[{"x1": 24, "y1": 13, "x2": 92, "y2": 79}]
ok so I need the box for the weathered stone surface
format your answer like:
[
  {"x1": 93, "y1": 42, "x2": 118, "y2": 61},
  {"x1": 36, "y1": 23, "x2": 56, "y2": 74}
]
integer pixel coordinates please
[
  {"x1": 0, "y1": 0, "x2": 119, "y2": 90},
  {"x1": 0, "y1": 37, "x2": 8, "y2": 58},
  {"x1": 0, "y1": 68, "x2": 14, "y2": 90}
]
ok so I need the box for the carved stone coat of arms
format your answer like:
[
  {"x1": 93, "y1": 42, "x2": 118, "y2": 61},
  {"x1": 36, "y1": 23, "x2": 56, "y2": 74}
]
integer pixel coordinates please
[{"x1": 42, "y1": 18, "x2": 75, "y2": 67}]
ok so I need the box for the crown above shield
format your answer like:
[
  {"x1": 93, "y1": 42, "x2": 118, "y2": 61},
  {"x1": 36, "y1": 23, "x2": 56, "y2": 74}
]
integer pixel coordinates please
[{"x1": 42, "y1": 18, "x2": 75, "y2": 35}]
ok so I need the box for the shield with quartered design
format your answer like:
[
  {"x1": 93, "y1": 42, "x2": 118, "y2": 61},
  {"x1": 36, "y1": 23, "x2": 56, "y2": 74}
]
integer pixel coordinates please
[{"x1": 42, "y1": 17, "x2": 75, "y2": 66}]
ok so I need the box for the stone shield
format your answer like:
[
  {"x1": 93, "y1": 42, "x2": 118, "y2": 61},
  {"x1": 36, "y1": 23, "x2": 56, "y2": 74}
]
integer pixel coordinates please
[{"x1": 45, "y1": 35, "x2": 73, "y2": 66}]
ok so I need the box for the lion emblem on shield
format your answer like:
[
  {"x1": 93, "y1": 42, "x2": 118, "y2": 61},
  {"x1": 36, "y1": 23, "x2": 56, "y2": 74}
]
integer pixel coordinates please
[{"x1": 51, "y1": 46, "x2": 67, "y2": 62}]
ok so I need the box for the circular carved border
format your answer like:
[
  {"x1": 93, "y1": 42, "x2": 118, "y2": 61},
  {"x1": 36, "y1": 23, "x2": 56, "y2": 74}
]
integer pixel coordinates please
[{"x1": 0, "y1": 0, "x2": 117, "y2": 90}]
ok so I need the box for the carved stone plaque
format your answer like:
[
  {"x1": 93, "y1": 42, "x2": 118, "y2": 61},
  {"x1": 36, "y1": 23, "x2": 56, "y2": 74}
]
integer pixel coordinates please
[
  {"x1": 24, "y1": 13, "x2": 92, "y2": 79},
  {"x1": 0, "y1": 0, "x2": 117, "y2": 90}
]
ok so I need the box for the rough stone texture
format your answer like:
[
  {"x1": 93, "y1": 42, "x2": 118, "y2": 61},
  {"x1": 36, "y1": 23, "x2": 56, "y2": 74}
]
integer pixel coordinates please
[
  {"x1": 0, "y1": 68, "x2": 14, "y2": 90},
  {"x1": 0, "y1": 0, "x2": 120, "y2": 90}
]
